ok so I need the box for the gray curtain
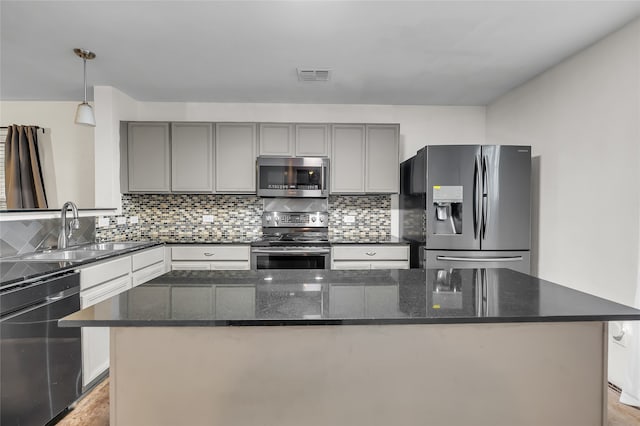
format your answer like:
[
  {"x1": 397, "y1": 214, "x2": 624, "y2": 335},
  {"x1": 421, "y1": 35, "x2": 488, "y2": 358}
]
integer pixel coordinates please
[{"x1": 5, "y1": 125, "x2": 48, "y2": 209}]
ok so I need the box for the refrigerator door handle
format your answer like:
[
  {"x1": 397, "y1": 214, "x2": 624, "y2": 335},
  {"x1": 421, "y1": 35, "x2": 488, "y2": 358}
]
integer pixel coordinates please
[
  {"x1": 436, "y1": 255, "x2": 523, "y2": 262},
  {"x1": 481, "y1": 155, "x2": 489, "y2": 239},
  {"x1": 473, "y1": 155, "x2": 481, "y2": 239}
]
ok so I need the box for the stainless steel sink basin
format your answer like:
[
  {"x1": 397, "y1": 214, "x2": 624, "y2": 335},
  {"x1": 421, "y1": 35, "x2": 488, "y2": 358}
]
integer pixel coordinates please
[
  {"x1": 18, "y1": 250, "x2": 105, "y2": 262},
  {"x1": 81, "y1": 242, "x2": 149, "y2": 251}
]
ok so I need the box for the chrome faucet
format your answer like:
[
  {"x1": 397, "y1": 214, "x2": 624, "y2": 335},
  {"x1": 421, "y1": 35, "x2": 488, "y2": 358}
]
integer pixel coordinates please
[{"x1": 58, "y1": 201, "x2": 80, "y2": 249}]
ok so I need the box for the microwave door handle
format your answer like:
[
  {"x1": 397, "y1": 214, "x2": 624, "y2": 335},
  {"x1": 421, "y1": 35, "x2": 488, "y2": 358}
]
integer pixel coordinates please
[{"x1": 322, "y1": 163, "x2": 327, "y2": 194}]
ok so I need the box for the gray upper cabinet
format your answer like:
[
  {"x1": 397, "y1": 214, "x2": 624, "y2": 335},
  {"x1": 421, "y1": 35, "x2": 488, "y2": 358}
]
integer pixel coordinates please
[
  {"x1": 127, "y1": 122, "x2": 170, "y2": 192},
  {"x1": 331, "y1": 124, "x2": 366, "y2": 193},
  {"x1": 171, "y1": 123, "x2": 213, "y2": 192},
  {"x1": 215, "y1": 123, "x2": 257, "y2": 193},
  {"x1": 295, "y1": 124, "x2": 329, "y2": 157},
  {"x1": 365, "y1": 124, "x2": 399, "y2": 193},
  {"x1": 259, "y1": 123, "x2": 294, "y2": 156}
]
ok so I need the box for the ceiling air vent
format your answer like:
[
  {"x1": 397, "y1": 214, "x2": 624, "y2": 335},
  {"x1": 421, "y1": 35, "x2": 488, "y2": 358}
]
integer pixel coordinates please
[{"x1": 297, "y1": 68, "x2": 331, "y2": 82}]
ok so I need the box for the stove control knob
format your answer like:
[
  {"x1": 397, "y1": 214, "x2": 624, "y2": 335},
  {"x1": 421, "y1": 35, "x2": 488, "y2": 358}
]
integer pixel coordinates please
[
  {"x1": 311, "y1": 217, "x2": 316, "y2": 223},
  {"x1": 274, "y1": 216, "x2": 279, "y2": 223},
  {"x1": 265, "y1": 216, "x2": 271, "y2": 222},
  {"x1": 320, "y1": 217, "x2": 324, "y2": 223}
]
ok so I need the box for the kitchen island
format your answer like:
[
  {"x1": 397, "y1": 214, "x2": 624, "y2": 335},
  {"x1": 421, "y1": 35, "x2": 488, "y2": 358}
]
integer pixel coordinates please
[{"x1": 60, "y1": 269, "x2": 640, "y2": 426}]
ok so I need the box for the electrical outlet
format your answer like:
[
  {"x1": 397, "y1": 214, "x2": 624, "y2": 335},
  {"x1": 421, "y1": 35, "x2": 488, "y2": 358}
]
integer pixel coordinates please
[
  {"x1": 343, "y1": 215, "x2": 355, "y2": 224},
  {"x1": 116, "y1": 216, "x2": 127, "y2": 225},
  {"x1": 97, "y1": 217, "x2": 110, "y2": 228},
  {"x1": 129, "y1": 216, "x2": 139, "y2": 224},
  {"x1": 202, "y1": 215, "x2": 214, "y2": 223}
]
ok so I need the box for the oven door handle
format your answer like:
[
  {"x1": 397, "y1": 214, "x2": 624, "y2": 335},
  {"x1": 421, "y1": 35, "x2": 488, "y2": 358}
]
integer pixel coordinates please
[{"x1": 251, "y1": 248, "x2": 331, "y2": 254}]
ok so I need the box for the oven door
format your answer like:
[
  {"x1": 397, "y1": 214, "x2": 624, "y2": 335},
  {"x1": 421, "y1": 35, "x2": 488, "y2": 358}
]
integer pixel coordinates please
[
  {"x1": 251, "y1": 248, "x2": 330, "y2": 270},
  {"x1": 257, "y1": 157, "x2": 328, "y2": 198}
]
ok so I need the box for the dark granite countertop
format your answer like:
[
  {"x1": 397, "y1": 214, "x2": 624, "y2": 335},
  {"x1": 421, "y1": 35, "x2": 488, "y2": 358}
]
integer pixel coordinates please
[
  {"x1": 165, "y1": 240, "x2": 255, "y2": 245},
  {"x1": 0, "y1": 242, "x2": 163, "y2": 288},
  {"x1": 329, "y1": 236, "x2": 407, "y2": 244},
  {"x1": 60, "y1": 268, "x2": 640, "y2": 327}
]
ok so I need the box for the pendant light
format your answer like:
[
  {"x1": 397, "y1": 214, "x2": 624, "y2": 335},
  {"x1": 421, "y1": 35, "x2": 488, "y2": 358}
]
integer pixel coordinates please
[{"x1": 73, "y1": 48, "x2": 96, "y2": 127}]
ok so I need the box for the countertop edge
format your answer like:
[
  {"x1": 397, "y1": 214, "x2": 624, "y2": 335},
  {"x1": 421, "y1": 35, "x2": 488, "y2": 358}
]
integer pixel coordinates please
[
  {"x1": 59, "y1": 314, "x2": 640, "y2": 328},
  {"x1": 1, "y1": 242, "x2": 164, "y2": 286}
]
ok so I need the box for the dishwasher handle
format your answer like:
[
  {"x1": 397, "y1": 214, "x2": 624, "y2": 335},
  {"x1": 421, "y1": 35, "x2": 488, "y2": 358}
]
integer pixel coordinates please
[{"x1": 0, "y1": 287, "x2": 79, "y2": 323}]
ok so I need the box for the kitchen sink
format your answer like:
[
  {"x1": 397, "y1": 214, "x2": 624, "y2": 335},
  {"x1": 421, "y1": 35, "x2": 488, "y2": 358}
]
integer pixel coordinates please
[
  {"x1": 5, "y1": 241, "x2": 154, "y2": 263},
  {"x1": 81, "y1": 242, "x2": 149, "y2": 251},
  {"x1": 18, "y1": 250, "x2": 105, "y2": 262}
]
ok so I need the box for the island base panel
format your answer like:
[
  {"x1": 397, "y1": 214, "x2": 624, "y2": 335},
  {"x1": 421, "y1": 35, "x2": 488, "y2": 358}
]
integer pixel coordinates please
[{"x1": 110, "y1": 322, "x2": 606, "y2": 426}]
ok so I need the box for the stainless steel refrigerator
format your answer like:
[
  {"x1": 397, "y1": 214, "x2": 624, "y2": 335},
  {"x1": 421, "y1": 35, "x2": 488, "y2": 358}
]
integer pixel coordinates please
[{"x1": 400, "y1": 145, "x2": 531, "y2": 273}]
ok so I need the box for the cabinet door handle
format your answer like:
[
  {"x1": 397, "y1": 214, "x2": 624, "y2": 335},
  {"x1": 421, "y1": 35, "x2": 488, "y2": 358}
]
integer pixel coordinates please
[
  {"x1": 365, "y1": 251, "x2": 377, "y2": 256},
  {"x1": 204, "y1": 253, "x2": 215, "y2": 256}
]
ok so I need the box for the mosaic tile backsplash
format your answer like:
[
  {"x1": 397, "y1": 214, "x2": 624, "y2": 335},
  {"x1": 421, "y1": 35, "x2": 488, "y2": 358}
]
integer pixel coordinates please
[
  {"x1": 96, "y1": 194, "x2": 263, "y2": 242},
  {"x1": 95, "y1": 194, "x2": 391, "y2": 243},
  {"x1": 0, "y1": 217, "x2": 95, "y2": 257},
  {"x1": 328, "y1": 195, "x2": 391, "y2": 240}
]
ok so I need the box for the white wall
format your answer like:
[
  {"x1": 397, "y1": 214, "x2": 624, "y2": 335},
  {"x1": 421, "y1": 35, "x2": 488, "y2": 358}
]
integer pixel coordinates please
[
  {"x1": 487, "y1": 19, "x2": 640, "y2": 305},
  {"x1": 94, "y1": 86, "x2": 138, "y2": 209},
  {"x1": 486, "y1": 19, "x2": 640, "y2": 386},
  {"x1": 0, "y1": 101, "x2": 95, "y2": 208},
  {"x1": 94, "y1": 87, "x2": 486, "y2": 233}
]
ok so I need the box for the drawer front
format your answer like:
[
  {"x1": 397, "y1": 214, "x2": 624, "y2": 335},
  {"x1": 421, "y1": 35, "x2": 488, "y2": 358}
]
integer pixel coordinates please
[
  {"x1": 210, "y1": 261, "x2": 250, "y2": 270},
  {"x1": 370, "y1": 260, "x2": 409, "y2": 270},
  {"x1": 331, "y1": 261, "x2": 372, "y2": 270},
  {"x1": 171, "y1": 262, "x2": 212, "y2": 271},
  {"x1": 80, "y1": 256, "x2": 131, "y2": 290},
  {"x1": 132, "y1": 261, "x2": 166, "y2": 287},
  {"x1": 171, "y1": 245, "x2": 250, "y2": 261},
  {"x1": 80, "y1": 275, "x2": 131, "y2": 308},
  {"x1": 132, "y1": 246, "x2": 165, "y2": 271},
  {"x1": 332, "y1": 245, "x2": 409, "y2": 261}
]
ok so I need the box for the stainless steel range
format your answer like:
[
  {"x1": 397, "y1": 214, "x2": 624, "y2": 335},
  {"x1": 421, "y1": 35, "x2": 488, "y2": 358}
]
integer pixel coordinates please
[{"x1": 251, "y1": 199, "x2": 330, "y2": 270}]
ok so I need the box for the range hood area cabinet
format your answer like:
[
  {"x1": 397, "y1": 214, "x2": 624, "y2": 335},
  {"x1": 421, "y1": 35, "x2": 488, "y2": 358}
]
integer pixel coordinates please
[
  {"x1": 122, "y1": 122, "x2": 257, "y2": 194},
  {"x1": 331, "y1": 124, "x2": 399, "y2": 194},
  {"x1": 121, "y1": 121, "x2": 399, "y2": 195},
  {"x1": 259, "y1": 123, "x2": 329, "y2": 157}
]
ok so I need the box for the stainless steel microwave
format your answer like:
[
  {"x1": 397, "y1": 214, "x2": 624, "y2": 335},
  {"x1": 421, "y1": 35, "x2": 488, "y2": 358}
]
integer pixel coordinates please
[{"x1": 257, "y1": 157, "x2": 329, "y2": 198}]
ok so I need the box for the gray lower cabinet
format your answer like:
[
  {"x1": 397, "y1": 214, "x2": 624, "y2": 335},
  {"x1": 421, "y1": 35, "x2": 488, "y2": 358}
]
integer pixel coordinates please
[
  {"x1": 171, "y1": 123, "x2": 213, "y2": 192},
  {"x1": 215, "y1": 286, "x2": 256, "y2": 319},
  {"x1": 215, "y1": 123, "x2": 257, "y2": 193},
  {"x1": 127, "y1": 122, "x2": 170, "y2": 192},
  {"x1": 171, "y1": 286, "x2": 213, "y2": 319},
  {"x1": 296, "y1": 124, "x2": 329, "y2": 157},
  {"x1": 329, "y1": 285, "x2": 365, "y2": 317},
  {"x1": 331, "y1": 124, "x2": 366, "y2": 193},
  {"x1": 365, "y1": 124, "x2": 399, "y2": 193},
  {"x1": 259, "y1": 123, "x2": 294, "y2": 156},
  {"x1": 328, "y1": 285, "x2": 399, "y2": 317}
]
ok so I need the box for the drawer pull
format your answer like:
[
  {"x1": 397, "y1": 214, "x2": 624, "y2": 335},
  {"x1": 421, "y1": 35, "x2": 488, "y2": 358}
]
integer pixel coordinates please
[
  {"x1": 204, "y1": 253, "x2": 215, "y2": 256},
  {"x1": 365, "y1": 251, "x2": 377, "y2": 256}
]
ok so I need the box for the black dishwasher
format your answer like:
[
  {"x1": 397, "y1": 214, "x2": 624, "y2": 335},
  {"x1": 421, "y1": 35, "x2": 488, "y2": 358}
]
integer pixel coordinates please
[{"x1": 1, "y1": 270, "x2": 82, "y2": 426}]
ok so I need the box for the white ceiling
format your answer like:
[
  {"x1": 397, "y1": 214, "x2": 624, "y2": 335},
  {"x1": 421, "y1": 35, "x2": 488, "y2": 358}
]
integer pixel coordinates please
[{"x1": 2, "y1": 1, "x2": 640, "y2": 105}]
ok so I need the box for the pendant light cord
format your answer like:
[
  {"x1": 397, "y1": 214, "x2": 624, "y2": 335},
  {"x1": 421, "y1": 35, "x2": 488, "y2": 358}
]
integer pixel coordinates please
[{"x1": 83, "y1": 58, "x2": 87, "y2": 103}]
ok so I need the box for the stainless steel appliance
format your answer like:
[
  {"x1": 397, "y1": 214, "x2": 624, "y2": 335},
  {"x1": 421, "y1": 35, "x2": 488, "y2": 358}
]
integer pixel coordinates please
[
  {"x1": 1, "y1": 270, "x2": 82, "y2": 426},
  {"x1": 251, "y1": 199, "x2": 330, "y2": 270},
  {"x1": 257, "y1": 156, "x2": 329, "y2": 198},
  {"x1": 400, "y1": 145, "x2": 531, "y2": 273}
]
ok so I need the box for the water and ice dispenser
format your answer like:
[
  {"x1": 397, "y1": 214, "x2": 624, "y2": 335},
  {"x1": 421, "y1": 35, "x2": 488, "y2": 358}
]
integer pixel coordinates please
[{"x1": 432, "y1": 185, "x2": 463, "y2": 235}]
